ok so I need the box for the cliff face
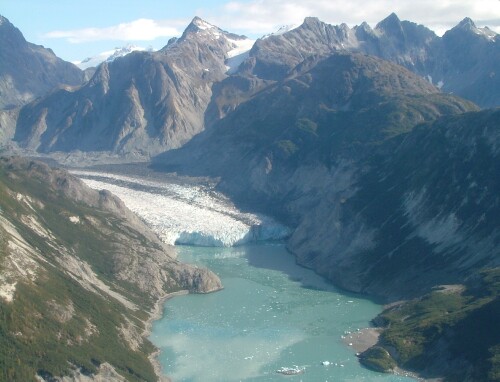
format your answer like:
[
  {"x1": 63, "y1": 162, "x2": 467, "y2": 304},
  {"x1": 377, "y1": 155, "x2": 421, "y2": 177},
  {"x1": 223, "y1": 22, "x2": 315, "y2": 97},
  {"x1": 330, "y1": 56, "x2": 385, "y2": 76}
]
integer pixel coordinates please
[
  {"x1": 0, "y1": 156, "x2": 221, "y2": 381},
  {"x1": 0, "y1": 15, "x2": 83, "y2": 110},
  {"x1": 13, "y1": 18, "x2": 250, "y2": 157},
  {"x1": 288, "y1": 109, "x2": 500, "y2": 299}
]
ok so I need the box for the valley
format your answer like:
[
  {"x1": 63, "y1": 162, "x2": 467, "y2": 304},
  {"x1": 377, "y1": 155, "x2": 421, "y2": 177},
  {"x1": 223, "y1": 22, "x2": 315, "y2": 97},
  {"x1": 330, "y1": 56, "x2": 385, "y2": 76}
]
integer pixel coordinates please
[
  {"x1": 1, "y1": 7, "x2": 499, "y2": 382},
  {"x1": 72, "y1": 166, "x2": 413, "y2": 381}
]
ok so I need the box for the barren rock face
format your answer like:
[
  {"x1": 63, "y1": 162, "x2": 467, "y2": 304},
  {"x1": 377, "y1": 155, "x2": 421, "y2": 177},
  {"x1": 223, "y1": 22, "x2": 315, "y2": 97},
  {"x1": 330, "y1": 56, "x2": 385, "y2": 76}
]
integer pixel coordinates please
[
  {"x1": 9, "y1": 14, "x2": 500, "y2": 162},
  {"x1": 0, "y1": 15, "x2": 83, "y2": 110},
  {"x1": 13, "y1": 17, "x2": 249, "y2": 157}
]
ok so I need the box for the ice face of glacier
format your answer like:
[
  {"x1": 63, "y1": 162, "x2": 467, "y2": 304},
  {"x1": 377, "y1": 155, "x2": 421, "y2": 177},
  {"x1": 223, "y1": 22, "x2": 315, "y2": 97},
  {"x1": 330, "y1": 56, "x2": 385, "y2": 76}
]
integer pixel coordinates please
[{"x1": 72, "y1": 170, "x2": 291, "y2": 247}]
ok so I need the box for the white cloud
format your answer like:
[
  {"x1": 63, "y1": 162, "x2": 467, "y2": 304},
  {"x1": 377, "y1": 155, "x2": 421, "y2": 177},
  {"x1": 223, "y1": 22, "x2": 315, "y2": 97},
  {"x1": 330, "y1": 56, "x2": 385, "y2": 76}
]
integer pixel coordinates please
[
  {"x1": 44, "y1": 18, "x2": 184, "y2": 43},
  {"x1": 41, "y1": 1, "x2": 500, "y2": 47},
  {"x1": 201, "y1": 0, "x2": 500, "y2": 36}
]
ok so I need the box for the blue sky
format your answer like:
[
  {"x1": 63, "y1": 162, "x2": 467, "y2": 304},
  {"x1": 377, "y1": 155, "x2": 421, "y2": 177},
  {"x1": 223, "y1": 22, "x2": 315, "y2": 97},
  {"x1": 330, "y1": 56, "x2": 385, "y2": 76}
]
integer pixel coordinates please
[{"x1": 2, "y1": 0, "x2": 500, "y2": 63}]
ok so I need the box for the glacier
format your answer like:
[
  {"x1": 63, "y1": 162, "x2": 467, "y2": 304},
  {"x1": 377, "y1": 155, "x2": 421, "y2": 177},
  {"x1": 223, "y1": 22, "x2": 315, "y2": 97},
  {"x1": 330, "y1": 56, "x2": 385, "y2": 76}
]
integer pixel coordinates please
[{"x1": 72, "y1": 170, "x2": 291, "y2": 247}]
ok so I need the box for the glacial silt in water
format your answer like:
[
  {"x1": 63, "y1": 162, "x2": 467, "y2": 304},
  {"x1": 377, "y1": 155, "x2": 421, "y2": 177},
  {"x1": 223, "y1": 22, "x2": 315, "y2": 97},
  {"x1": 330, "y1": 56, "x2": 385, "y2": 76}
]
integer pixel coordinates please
[
  {"x1": 150, "y1": 244, "x2": 413, "y2": 382},
  {"x1": 72, "y1": 168, "x2": 412, "y2": 381}
]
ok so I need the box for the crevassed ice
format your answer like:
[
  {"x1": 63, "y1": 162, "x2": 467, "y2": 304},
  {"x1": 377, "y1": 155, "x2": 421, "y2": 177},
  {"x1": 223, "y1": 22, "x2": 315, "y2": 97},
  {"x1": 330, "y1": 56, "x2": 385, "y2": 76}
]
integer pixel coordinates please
[{"x1": 72, "y1": 171, "x2": 291, "y2": 247}]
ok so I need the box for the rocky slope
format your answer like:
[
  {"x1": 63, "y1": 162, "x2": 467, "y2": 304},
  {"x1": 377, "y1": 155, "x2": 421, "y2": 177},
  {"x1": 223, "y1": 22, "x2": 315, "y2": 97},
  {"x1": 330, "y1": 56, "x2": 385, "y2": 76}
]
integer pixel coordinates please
[
  {"x1": 0, "y1": 15, "x2": 83, "y2": 110},
  {"x1": 153, "y1": 51, "x2": 495, "y2": 301},
  {"x1": 237, "y1": 13, "x2": 500, "y2": 108},
  {"x1": 0, "y1": 156, "x2": 221, "y2": 381},
  {"x1": 153, "y1": 53, "x2": 498, "y2": 378},
  {"x1": 288, "y1": 108, "x2": 500, "y2": 298},
  {"x1": 7, "y1": 14, "x2": 499, "y2": 159},
  {"x1": 12, "y1": 17, "x2": 251, "y2": 157}
]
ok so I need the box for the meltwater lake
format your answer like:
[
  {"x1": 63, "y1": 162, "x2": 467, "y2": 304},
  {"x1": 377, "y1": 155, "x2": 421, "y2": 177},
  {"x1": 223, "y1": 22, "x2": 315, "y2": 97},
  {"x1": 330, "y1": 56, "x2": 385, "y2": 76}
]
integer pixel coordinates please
[{"x1": 74, "y1": 168, "x2": 414, "y2": 382}]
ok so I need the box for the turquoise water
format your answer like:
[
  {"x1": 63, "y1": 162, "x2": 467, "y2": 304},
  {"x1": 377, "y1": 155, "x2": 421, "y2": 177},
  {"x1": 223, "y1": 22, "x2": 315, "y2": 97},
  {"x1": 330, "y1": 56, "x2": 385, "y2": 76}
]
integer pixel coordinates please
[{"x1": 150, "y1": 244, "x2": 413, "y2": 382}]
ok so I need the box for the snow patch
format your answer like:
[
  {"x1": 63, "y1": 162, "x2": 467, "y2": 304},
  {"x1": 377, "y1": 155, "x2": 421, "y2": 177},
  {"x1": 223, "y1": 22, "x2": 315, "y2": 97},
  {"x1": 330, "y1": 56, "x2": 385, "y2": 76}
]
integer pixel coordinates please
[
  {"x1": 262, "y1": 24, "x2": 299, "y2": 39},
  {"x1": 72, "y1": 170, "x2": 291, "y2": 247},
  {"x1": 476, "y1": 26, "x2": 497, "y2": 41},
  {"x1": 73, "y1": 44, "x2": 151, "y2": 70},
  {"x1": 194, "y1": 19, "x2": 217, "y2": 31},
  {"x1": 69, "y1": 216, "x2": 80, "y2": 224},
  {"x1": 225, "y1": 37, "x2": 255, "y2": 74}
]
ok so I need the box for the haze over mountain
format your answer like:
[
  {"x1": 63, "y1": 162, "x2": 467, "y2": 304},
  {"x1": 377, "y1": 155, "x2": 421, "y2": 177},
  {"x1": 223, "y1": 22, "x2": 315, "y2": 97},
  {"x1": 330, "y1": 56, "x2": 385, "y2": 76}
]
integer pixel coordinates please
[{"x1": 5, "y1": 13, "x2": 499, "y2": 160}]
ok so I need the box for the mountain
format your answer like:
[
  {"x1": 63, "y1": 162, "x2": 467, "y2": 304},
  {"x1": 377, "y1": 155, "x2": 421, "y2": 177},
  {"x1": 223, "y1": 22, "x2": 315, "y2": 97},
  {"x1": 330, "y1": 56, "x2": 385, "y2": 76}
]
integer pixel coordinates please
[
  {"x1": 153, "y1": 56, "x2": 498, "y2": 378},
  {"x1": 0, "y1": 15, "x2": 84, "y2": 110},
  {"x1": 440, "y1": 18, "x2": 500, "y2": 108},
  {"x1": 153, "y1": 50, "x2": 492, "y2": 300},
  {"x1": 8, "y1": 14, "x2": 500, "y2": 159},
  {"x1": 73, "y1": 44, "x2": 153, "y2": 70},
  {"x1": 12, "y1": 17, "x2": 253, "y2": 158},
  {"x1": 0, "y1": 156, "x2": 221, "y2": 381},
  {"x1": 237, "y1": 13, "x2": 499, "y2": 108},
  {"x1": 1, "y1": 13, "x2": 499, "y2": 381}
]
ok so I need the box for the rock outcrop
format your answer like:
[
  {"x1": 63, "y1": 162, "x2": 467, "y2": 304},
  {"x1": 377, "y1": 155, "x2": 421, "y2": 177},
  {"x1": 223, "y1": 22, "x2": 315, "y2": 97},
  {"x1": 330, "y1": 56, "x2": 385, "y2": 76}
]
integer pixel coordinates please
[
  {"x1": 0, "y1": 15, "x2": 84, "y2": 110},
  {"x1": 13, "y1": 17, "x2": 251, "y2": 157}
]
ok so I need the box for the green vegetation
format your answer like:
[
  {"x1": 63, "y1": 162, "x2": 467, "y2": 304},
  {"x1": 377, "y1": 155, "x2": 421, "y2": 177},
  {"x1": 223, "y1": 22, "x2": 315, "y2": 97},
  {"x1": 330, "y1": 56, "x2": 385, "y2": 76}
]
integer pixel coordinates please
[
  {"x1": 0, "y1": 159, "x2": 163, "y2": 381},
  {"x1": 276, "y1": 140, "x2": 298, "y2": 157},
  {"x1": 295, "y1": 118, "x2": 318, "y2": 135},
  {"x1": 362, "y1": 268, "x2": 500, "y2": 381},
  {"x1": 359, "y1": 346, "x2": 396, "y2": 372},
  {"x1": 0, "y1": 274, "x2": 157, "y2": 382}
]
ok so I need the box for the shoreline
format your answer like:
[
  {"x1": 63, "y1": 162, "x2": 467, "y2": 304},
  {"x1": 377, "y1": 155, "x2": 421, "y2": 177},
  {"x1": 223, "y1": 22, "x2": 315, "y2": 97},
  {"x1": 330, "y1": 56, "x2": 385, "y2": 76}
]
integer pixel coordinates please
[
  {"x1": 342, "y1": 327, "x2": 443, "y2": 382},
  {"x1": 143, "y1": 290, "x2": 189, "y2": 382},
  {"x1": 342, "y1": 327, "x2": 381, "y2": 353}
]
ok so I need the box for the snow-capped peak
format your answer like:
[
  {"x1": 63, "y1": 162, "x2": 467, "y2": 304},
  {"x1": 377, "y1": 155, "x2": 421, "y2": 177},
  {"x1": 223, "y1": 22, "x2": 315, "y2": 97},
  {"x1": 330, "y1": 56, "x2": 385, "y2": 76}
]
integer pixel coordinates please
[
  {"x1": 476, "y1": 26, "x2": 498, "y2": 41},
  {"x1": 453, "y1": 17, "x2": 498, "y2": 41},
  {"x1": 262, "y1": 24, "x2": 299, "y2": 39},
  {"x1": 191, "y1": 16, "x2": 216, "y2": 31},
  {"x1": 73, "y1": 44, "x2": 152, "y2": 70},
  {"x1": 181, "y1": 17, "x2": 225, "y2": 40}
]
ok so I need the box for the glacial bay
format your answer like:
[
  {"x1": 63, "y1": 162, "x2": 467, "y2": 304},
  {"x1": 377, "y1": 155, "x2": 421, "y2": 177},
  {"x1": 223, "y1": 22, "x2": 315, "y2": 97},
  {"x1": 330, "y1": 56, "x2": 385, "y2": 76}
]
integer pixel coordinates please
[
  {"x1": 151, "y1": 244, "x2": 414, "y2": 382},
  {"x1": 75, "y1": 169, "x2": 414, "y2": 381}
]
